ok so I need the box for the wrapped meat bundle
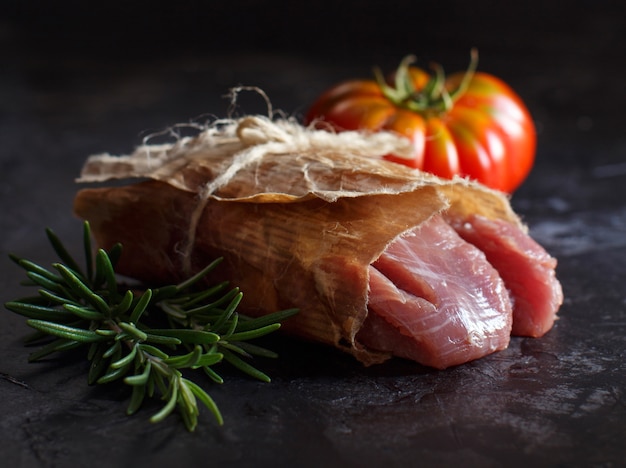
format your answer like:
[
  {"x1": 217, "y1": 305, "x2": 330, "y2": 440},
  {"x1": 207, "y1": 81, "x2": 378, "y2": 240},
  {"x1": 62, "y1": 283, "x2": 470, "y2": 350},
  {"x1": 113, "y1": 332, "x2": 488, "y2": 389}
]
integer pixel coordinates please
[{"x1": 74, "y1": 116, "x2": 563, "y2": 369}]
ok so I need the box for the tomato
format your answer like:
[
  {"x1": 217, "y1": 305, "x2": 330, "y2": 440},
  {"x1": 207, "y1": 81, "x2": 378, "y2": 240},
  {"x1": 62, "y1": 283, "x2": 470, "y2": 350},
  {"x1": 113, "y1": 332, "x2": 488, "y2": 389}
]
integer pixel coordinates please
[{"x1": 304, "y1": 51, "x2": 536, "y2": 193}]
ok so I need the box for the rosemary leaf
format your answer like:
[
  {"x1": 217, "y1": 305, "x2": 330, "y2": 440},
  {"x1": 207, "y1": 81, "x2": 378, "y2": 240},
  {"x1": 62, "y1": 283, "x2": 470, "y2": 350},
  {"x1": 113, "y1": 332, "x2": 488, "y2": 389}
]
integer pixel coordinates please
[
  {"x1": 175, "y1": 257, "x2": 223, "y2": 291},
  {"x1": 26, "y1": 319, "x2": 108, "y2": 343},
  {"x1": 88, "y1": 344, "x2": 109, "y2": 385},
  {"x1": 38, "y1": 289, "x2": 83, "y2": 308},
  {"x1": 9, "y1": 294, "x2": 49, "y2": 306},
  {"x1": 146, "y1": 373, "x2": 157, "y2": 398},
  {"x1": 117, "y1": 321, "x2": 148, "y2": 342},
  {"x1": 221, "y1": 348, "x2": 271, "y2": 383},
  {"x1": 221, "y1": 312, "x2": 239, "y2": 338},
  {"x1": 224, "y1": 323, "x2": 281, "y2": 342},
  {"x1": 5, "y1": 301, "x2": 74, "y2": 322},
  {"x1": 202, "y1": 366, "x2": 224, "y2": 384},
  {"x1": 110, "y1": 344, "x2": 138, "y2": 370},
  {"x1": 63, "y1": 303, "x2": 105, "y2": 321},
  {"x1": 146, "y1": 329, "x2": 220, "y2": 345},
  {"x1": 230, "y1": 341, "x2": 279, "y2": 359},
  {"x1": 111, "y1": 290, "x2": 134, "y2": 317},
  {"x1": 129, "y1": 289, "x2": 152, "y2": 324},
  {"x1": 218, "y1": 342, "x2": 253, "y2": 359},
  {"x1": 179, "y1": 403, "x2": 197, "y2": 432},
  {"x1": 193, "y1": 351, "x2": 223, "y2": 368},
  {"x1": 102, "y1": 340, "x2": 122, "y2": 359},
  {"x1": 28, "y1": 338, "x2": 82, "y2": 362},
  {"x1": 124, "y1": 360, "x2": 152, "y2": 386},
  {"x1": 209, "y1": 291, "x2": 243, "y2": 332},
  {"x1": 6, "y1": 222, "x2": 298, "y2": 431},
  {"x1": 54, "y1": 264, "x2": 110, "y2": 315},
  {"x1": 235, "y1": 308, "x2": 299, "y2": 331},
  {"x1": 126, "y1": 382, "x2": 146, "y2": 415},
  {"x1": 45, "y1": 228, "x2": 82, "y2": 275},
  {"x1": 150, "y1": 285, "x2": 180, "y2": 302},
  {"x1": 106, "y1": 243, "x2": 123, "y2": 269},
  {"x1": 143, "y1": 333, "x2": 182, "y2": 346},
  {"x1": 149, "y1": 377, "x2": 179, "y2": 423},
  {"x1": 137, "y1": 343, "x2": 170, "y2": 360},
  {"x1": 184, "y1": 378, "x2": 224, "y2": 425},
  {"x1": 25, "y1": 271, "x2": 68, "y2": 295},
  {"x1": 176, "y1": 281, "x2": 230, "y2": 309},
  {"x1": 16, "y1": 258, "x2": 62, "y2": 283},
  {"x1": 163, "y1": 345, "x2": 204, "y2": 369},
  {"x1": 87, "y1": 342, "x2": 99, "y2": 361},
  {"x1": 151, "y1": 361, "x2": 172, "y2": 383},
  {"x1": 95, "y1": 248, "x2": 118, "y2": 299},
  {"x1": 82, "y1": 222, "x2": 95, "y2": 283},
  {"x1": 97, "y1": 361, "x2": 132, "y2": 384},
  {"x1": 179, "y1": 380, "x2": 199, "y2": 420}
]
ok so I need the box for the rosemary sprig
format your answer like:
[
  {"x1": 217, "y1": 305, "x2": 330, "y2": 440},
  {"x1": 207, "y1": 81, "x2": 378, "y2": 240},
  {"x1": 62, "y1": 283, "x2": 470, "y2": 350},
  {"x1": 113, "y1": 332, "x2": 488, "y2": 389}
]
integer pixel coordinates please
[{"x1": 5, "y1": 222, "x2": 297, "y2": 431}]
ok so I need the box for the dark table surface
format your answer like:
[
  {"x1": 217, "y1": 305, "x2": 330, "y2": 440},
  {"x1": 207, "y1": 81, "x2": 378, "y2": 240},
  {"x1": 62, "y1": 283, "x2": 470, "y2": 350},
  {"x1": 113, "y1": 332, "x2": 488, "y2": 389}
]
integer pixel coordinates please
[{"x1": 2, "y1": 2, "x2": 626, "y2": 467}]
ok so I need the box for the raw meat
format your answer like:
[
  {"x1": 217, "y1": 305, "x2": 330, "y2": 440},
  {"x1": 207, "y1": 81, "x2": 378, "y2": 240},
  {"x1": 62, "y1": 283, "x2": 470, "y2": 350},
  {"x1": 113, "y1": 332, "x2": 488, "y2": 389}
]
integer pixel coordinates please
[
  {"x1": 358, "y1": 214, "x2": 513, "y2": 369},
  {"x1": 446, "y1": 214, "x2": 563, "y2": 337},
  {"x1": 74, "y1": 116, "x2": 563, "y2": 368},
  {"x1": 358, "y1": 213, "x2": 563, "y2": 369}
]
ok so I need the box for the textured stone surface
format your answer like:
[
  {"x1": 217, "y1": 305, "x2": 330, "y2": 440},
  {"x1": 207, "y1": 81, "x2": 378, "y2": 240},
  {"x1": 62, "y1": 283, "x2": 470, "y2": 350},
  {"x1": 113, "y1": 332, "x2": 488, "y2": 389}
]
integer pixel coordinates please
[{"x1": 2, "y1": 2, "x2": 625, "y2": 466}]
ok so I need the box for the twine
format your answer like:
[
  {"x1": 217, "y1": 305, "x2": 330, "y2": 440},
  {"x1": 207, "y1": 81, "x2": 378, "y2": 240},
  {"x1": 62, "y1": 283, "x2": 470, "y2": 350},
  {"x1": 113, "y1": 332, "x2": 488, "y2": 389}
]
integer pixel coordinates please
[
  {"x1": 78, "y1": 108, "x2": 416, "y2": 275},
  {"x1": 180, "y1": 115, "x2": 415, "y2": 273}
]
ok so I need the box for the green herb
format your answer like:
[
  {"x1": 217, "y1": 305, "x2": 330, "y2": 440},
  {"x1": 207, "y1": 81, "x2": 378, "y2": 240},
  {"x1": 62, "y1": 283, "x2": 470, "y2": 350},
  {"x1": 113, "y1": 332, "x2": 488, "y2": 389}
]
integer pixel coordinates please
[{"x1": 5, "y1": 222, "x2": 297, "y2": 431}]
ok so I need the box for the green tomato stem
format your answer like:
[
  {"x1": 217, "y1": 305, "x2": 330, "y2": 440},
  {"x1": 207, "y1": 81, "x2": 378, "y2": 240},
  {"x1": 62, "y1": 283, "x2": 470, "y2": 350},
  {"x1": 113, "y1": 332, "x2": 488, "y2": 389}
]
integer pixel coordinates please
[{"x1": 376, "y1": 48, "x2": 479, "y2": 115}]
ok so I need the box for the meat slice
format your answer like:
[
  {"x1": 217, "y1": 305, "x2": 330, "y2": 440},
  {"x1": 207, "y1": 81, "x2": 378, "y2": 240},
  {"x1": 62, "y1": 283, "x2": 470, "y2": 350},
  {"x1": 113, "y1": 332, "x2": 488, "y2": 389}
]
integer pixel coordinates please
[
  {"x1": 358, "y1": 214, "x2": 513, "y2": 369},
  {"x1": 446, "y1": 214, "x2": 563, "y2": 337}
]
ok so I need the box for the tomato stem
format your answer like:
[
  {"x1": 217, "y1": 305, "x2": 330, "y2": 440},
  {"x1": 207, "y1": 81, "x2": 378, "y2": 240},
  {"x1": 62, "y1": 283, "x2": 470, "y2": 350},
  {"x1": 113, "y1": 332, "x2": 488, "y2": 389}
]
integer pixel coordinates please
[{"x1": 376, "y1": 48, "x2": 479, "y2": 115}]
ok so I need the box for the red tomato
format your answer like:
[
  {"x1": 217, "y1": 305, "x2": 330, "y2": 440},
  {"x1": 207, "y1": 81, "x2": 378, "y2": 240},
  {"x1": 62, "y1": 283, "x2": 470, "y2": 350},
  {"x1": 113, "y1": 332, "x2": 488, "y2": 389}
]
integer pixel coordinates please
[{"x1": 304, "y1": 51, "x2": 536, "y2": 193}]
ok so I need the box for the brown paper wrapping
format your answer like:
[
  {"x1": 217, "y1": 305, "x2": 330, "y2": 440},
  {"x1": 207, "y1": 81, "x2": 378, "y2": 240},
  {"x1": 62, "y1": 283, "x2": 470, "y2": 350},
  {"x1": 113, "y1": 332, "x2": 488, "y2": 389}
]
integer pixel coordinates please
[{"x1": 74, "y1": 116, "x2": 522, "y2": 365}]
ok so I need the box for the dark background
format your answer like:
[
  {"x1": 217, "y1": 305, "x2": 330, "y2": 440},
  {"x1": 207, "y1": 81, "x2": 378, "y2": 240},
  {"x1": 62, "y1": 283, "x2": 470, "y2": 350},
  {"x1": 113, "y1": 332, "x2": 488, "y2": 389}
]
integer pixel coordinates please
[
  {"x1": 4, "y1": 1, "x2": 625, "y2": 167},
  {"x1": 2, "y1": 1, "x2": 626, "y2": 467}
]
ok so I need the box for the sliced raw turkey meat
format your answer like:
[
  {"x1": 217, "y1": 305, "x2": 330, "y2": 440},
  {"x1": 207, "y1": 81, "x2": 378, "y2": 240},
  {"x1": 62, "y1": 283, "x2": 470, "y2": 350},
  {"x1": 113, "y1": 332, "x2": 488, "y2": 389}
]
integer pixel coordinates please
[
  {"x1": 74, "y1": 116, "x2": 564, "y2": 368},
  {"x1": 358, "y1": 214, "x2": 513, "y2": 369},
  {"x1": 446, "y1": 213, "x2": 563, "y2": 337},
  {"x1": 358, "y1": 213, "x2": 563, "y2": 369}
]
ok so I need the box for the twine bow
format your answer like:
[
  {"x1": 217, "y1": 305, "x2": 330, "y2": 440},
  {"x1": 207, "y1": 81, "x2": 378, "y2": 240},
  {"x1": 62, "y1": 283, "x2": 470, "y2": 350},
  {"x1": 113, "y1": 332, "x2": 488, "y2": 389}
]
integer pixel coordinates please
[
  {"x1": 179, "y1": 116, "x2": 415, "y2": 272},
  {"x1": 79, "y1": 114, "x2": 415, "y2": 275}
]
